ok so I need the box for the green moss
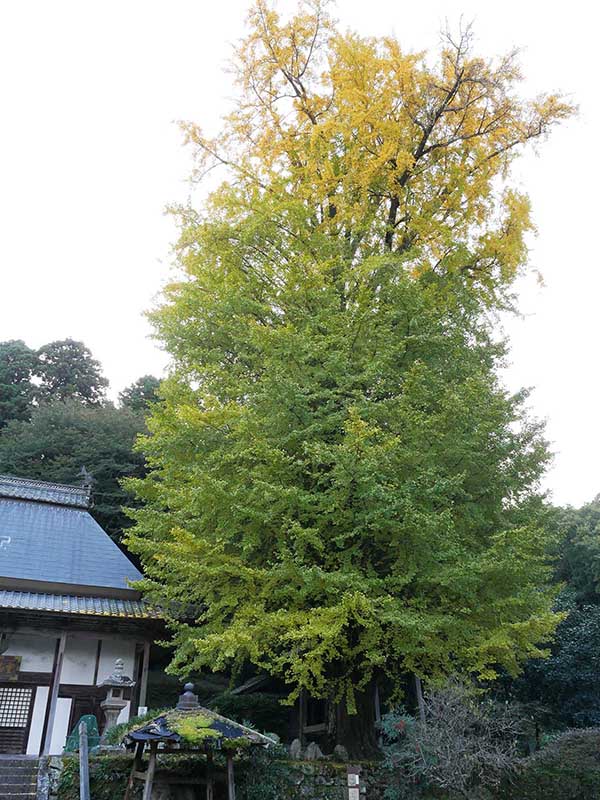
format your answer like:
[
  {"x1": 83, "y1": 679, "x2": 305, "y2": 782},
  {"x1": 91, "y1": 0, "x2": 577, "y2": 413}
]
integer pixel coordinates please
[{"x1": 171, "y1": 713, "x2": 221, "y2": 745}]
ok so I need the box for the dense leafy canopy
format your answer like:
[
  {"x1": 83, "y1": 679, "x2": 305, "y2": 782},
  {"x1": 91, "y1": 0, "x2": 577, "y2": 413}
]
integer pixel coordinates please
[
  {"x1": 554, "y1": 497, "x2": 600, "y2": 604},
  {"x1": 119, "y1": 375, "x2": 161, "y2": 412},
  {"x1": 126, "y1": 0, "x2": 572, "y2": 731},
  {"x1": 129, "y1": 274, "x2": 558, "y2": 703},
  {"x1": 1, "y1": 337, "x2": 111, "y2": 429},
  {"x1": 0, "y1": 400, "x2": 147, "y2": 540},
  {"x1": 36, "y1": 338, "x2": 108, "y2": 405},
  {"x1": 0, "y1": 340, "x2": 39, "y2": 428},
  {"x1": 181, "y1": 1, "x2": 571, "y2": 306}
]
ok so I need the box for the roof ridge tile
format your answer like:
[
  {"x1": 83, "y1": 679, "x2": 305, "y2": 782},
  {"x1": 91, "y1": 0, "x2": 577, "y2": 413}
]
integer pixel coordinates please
[{"x1": 0, "y1": 474, "x2": 91, "y2": 508}]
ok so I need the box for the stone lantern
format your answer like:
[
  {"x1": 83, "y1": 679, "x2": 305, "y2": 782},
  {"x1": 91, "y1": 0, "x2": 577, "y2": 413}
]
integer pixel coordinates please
[{"x1": 100, "y1": 658, "x2": 135, "y2": 741}]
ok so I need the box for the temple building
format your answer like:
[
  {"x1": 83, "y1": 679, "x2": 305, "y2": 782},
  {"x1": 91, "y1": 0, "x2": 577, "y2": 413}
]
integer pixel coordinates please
[{"x1": 0, "y1": 475, "x2": 158, "y2": 755}]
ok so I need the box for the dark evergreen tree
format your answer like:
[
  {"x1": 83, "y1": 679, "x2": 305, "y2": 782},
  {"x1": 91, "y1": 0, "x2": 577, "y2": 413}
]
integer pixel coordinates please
[
  {"x1": 0, "y1": 400, "x2": 146, "y2": 540},
  {"x1": 500, "y1": 497, "x2": 600, "y2": 729}
]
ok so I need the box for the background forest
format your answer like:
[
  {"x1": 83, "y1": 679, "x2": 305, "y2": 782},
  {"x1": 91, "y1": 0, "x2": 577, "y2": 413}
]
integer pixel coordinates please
[{"x1": 0, "y1": 337, "x2": 159, "y2": 540}]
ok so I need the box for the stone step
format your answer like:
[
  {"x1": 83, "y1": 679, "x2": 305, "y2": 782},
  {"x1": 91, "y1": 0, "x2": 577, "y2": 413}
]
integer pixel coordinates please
[
  {"x1": 0, "y1": 775, "x2": 37, "y2": 782},
  {"x1": 0, "y1": 793, "x2": 36, "y2": 799},
  {"x1": 0, "y1": 757, "x2": 39, "y2": 800},
  {"x1": 0, "y1": 769, "x2": 37, "y2": 781},
  {"x1": 0, "y1": 766, "x2": 36, "y2": 771},
  {"x1": 0, "y1": 795, "x2": 36, "y2": 799},
  {"x1": 0, "y1": 761, "x2": 38, "y2": 774},
  {"x1": 0, "y1": 780, "x2": 37, "y2": 787}
]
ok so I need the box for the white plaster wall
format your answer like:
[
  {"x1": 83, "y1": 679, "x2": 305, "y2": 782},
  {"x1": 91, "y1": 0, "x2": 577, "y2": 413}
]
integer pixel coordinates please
[
  {"x1": 96, "y1": 637, "x2": 136, "y2": 685},
  {"x1": 61, "y1": 636, "x2": 98, "y2": 685},
  {"x1": 2, "y1": 631, "x2": 140, "y2": 750},
  {"x1": 49, "y1": 697, "x2": 72, "y2": 755},
  {"x1": 26, "y1": 686, "x2": 49, "y2": 755},
  {"x1": 3, "y1": 633, "x2": 55, "y2": 671}
]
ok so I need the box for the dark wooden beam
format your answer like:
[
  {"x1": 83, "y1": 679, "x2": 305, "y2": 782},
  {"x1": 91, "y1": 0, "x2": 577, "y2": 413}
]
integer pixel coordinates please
[
  {"x1": 0, "y1": 609, "x2": 164, "y2": 637},
  {"x1": 92, "y1": 639, "x2": 102, "y2": 686},
  {"x1": 17, "y1": 671, "x2": 52, "y2": 686}
]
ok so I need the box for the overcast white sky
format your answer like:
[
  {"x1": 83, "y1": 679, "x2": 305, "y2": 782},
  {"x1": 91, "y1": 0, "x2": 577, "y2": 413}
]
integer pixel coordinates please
[{"x1": 0, "y1": 1, "x2": 596, "y2": 507}]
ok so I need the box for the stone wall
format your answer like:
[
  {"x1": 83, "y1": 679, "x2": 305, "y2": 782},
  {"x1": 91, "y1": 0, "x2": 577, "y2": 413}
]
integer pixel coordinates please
[
  {"x1": 284, "y1": 762, "x2": 386, "y2": 800},
  {"x1": 45, "y1": 756, "x2": 65, "y2": 800},
  {"x1": 53, "y1": 753, "x2": 388, "y2": 800}
]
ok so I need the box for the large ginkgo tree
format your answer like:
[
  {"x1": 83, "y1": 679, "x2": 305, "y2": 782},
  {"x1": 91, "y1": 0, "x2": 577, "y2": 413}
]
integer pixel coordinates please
[{"x1": 126, "y1": 1, "x2": 573, "y2": 755}]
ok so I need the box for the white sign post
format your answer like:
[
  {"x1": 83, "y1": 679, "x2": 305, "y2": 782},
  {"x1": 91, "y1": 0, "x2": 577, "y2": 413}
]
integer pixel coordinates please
[{"x1": 347, "y1": 765, "x2": 362, "y2": 800}]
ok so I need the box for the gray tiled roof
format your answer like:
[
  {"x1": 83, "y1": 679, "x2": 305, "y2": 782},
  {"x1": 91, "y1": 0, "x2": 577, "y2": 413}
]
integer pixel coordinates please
[
  {"x1": 0, "y1": 590, "x2": 155, "y2": 618},
  {"x1": 0, "y1": 475, "x2": 91, "y2": 508},
  {"x1": 0, "y1": 476, "x2": 142, "y2": 592}
]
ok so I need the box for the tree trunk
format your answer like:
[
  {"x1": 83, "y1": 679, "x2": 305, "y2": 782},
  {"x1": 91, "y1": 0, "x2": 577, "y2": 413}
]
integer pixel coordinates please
[
  {"x1": 414, "y1": 675, "x2": 426, "y2": 724},
  {"x1": 334, "y1": 681, "x2": 380, "y2": 760}
]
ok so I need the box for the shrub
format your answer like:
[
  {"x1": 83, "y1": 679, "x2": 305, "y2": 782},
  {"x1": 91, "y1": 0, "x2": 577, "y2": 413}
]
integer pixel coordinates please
[
  {"x1": 380, "y1": 682, "x2": 522, "y2": 799},
  {"x1": 500, "y1": 728, "x2": 600, "y2": 800},
  {"x1": 57, "y1": 755, "x2": 133, "y2": 800}
]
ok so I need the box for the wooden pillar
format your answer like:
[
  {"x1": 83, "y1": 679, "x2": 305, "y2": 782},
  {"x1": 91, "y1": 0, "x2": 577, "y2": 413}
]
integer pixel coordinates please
[
  {"x1": 42, "y1": 631, "x2": 67, "y2": 755},
  {"x1": 133, "y1": 740, "x2": 145, "y2": 771},
  {"x1": 124, "y1": 741, "x2": 144, "y2": 800},
  {"x1": 138, "y1": 641, "x2": 151, "y2": 711},
  {"x1": 142, "y1": 742, "x2": 158, "y2": 800},
  {"x1": 79, "y1": 722, "x2": 91, "y2": 800},
  {"x1": 206, "y1": 751, "x2": 214, "y2": 800},
  {"x1": 226, "y1": 753, "x2": 236, "y2": 800}
]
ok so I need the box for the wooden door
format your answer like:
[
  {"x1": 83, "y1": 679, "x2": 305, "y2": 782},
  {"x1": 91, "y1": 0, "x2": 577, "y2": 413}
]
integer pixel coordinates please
[
  {"x1": 67, "y1": 694, "x2": 105, "y2": 737},
  {"x1": 0, "y1": 685, "x2": 36, "y2": 754}
]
